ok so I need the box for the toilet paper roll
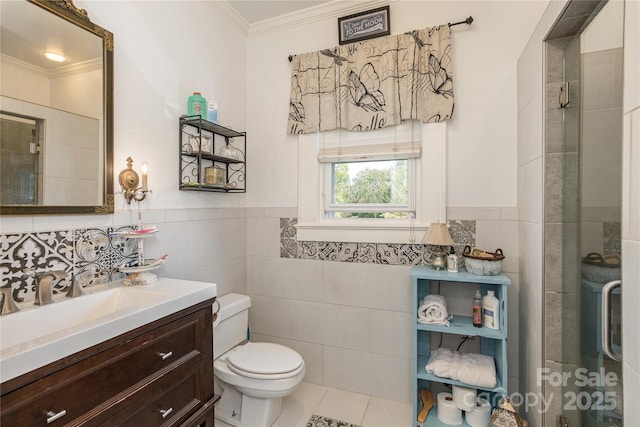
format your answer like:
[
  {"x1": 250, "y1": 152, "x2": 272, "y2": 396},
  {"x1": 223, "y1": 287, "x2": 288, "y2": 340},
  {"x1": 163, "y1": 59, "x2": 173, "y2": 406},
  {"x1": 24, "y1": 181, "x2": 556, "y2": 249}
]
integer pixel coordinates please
[
  {"x1": 464, "y1": 397, "x2": 491, "y2": 427},
  {"x1": 452, "y1": 384, "x2": 478, "y2": 412},
  {"x1": 437, "y1": 392, "x2": 463, "y2": 425}
]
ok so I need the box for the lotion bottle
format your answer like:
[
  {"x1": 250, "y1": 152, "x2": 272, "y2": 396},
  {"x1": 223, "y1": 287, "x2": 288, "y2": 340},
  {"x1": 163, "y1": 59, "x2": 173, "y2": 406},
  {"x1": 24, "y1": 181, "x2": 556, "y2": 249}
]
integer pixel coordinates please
[
  {"x1": 473, "y1": 289, "x2": 482, "y2": 327},
  {"x1": 482, "y1": 290, "x2": 500, "y2": 330},
  {"x1": 447, "y1": 247, "x2": 458, "y2": 273}
]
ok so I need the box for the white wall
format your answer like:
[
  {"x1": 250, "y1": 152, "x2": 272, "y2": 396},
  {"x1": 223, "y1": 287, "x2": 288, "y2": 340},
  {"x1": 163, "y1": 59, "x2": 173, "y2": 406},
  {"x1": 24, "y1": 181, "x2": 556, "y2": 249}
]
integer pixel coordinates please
[
  {"x1": 0, "y1": 1, "x2": 250, "y2": 296},
  {"x1": 0, "y1": 55, "x2": 50, "y2": 106},
  {"x1": 246, "y1": 1, "x2": 548, "y2": 209},
  {"x1": 78, "y1": 0, "x2": 248, "y2": 210},
  {"x1": 244, "y1": 0, "x2": 547, "y2": 406}
]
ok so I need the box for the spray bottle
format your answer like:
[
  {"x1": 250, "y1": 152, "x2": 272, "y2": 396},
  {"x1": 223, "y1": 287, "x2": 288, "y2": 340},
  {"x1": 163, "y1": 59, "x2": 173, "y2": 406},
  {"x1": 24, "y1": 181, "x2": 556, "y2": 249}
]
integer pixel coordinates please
[{"x1": 473, "y1": 289, "x2": 483, "y2": 328}]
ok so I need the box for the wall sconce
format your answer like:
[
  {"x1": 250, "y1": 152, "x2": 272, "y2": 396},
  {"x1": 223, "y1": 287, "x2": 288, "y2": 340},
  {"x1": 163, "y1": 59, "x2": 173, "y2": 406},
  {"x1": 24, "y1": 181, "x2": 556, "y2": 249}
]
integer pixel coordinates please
[
  {"x1": 422, "y1": 222, "x2": 454, "y2": 270},
  {"x1": 118, "y1": 157, "x2": 150, "y2": 204}
]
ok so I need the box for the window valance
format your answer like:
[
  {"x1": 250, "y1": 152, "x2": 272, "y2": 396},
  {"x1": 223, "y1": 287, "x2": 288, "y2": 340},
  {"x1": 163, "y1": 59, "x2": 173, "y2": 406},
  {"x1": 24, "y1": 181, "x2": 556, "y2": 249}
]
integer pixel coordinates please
[{"x1": 288, "y1": 25, "x2": 454, "y2": 135}]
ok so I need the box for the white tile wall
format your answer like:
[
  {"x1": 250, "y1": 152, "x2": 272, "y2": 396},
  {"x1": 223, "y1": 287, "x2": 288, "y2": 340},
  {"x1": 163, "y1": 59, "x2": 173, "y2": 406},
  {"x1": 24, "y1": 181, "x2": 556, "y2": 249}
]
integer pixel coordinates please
[
  {"x1": 246, "y1": 210, "x2": 520, "y2": 404},
  {"x1": 369, "y1": 310, "x2": 413, "y2": 359},
  {"x1": 321, "y1": 263, "x2": 412, "y2": 313},
  {"x1": 623, "y1": 0, "x2": 640, "y2": 113},
  {"x1": 323, "y1": 346, "x2": 411, "y2": 403}
]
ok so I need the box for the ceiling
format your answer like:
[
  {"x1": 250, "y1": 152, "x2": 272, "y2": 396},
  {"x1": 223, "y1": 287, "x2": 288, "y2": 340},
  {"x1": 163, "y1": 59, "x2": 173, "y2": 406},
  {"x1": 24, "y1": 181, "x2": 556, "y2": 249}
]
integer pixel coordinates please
[
  {"x1": 0, "y1": 1, "x2": 102, "y2": 70},
  {"x1": 227, "y1": 0, "x2": 330, "y2": 24}
]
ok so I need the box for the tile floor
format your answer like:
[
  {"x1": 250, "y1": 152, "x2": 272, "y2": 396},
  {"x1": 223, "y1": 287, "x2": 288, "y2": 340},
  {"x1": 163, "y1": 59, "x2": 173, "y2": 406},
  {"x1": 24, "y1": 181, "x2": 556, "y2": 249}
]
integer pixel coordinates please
[{"x1": 214, "y1": 382, "x2": 414, "y2": 427}]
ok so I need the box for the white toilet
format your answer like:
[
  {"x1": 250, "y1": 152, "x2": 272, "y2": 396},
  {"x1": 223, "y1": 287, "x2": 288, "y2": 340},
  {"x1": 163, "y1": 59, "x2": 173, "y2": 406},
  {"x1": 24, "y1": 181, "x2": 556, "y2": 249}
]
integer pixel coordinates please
[{"x1": 213, "y1": 293, "x2": 305, "y2": 427}]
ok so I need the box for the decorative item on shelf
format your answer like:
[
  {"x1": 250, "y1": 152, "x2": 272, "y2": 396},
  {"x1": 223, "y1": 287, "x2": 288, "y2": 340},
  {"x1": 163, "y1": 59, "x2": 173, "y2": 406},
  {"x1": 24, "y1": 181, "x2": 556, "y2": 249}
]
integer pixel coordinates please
[
  {"x1": 581, "y1": 252, "x2": 621, "y2": 283},
  {"x1": 207, "y1": 101, "x2": 218, "y2": 123},
  {"x1": 422, "y1": 222, "x2": 454, "y2": 270},
  {"x1": 188, "y1": 92, "x2": 206, "y2": 119},
  {"x1": 447, "y1": 246, "x2": 458, "y2": 273},
  {"x1": 218, "y1": 144, "x2": 239, "y2": 160},
  {"x1": 490, "y1": 396, "x2": 527, "y2": 427},
  {"x1": 205, "y1": 166, "x2": 225, "y2": 186},
  {"x1": 463, "y1": 246, "x2": 505, "y2": 276},
  {"x1": 118, "y1": 157, "x2": 151, "y2": 204},
  {"x1": 111, "y1": 212, "x2": 167, "y2": 286}
]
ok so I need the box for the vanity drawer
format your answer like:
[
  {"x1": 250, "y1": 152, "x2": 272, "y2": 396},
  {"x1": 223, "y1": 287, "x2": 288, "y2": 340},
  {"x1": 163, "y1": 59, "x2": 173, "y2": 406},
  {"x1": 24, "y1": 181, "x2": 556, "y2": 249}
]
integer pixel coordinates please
[
  {"x1": 109, "y1": 369, "x2": 202, "y2": 426},
  {"x1": 1, "y1": 307, "x2": 209, "y2": 426}
]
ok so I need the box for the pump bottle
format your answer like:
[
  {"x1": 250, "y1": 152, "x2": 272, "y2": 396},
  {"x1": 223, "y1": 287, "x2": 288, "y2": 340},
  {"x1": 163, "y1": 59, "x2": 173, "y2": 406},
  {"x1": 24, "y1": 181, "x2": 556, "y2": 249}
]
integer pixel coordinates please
[{"x1": 482, "y1": 290, "x2": 500, "y2": 330}]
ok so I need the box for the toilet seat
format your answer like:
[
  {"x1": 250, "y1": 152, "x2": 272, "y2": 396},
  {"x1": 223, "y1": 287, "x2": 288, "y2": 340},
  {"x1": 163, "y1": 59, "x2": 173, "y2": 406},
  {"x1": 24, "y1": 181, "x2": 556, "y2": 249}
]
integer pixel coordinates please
[{"x1": 226, "y1": 342, "x2": 304, "y2": 380}]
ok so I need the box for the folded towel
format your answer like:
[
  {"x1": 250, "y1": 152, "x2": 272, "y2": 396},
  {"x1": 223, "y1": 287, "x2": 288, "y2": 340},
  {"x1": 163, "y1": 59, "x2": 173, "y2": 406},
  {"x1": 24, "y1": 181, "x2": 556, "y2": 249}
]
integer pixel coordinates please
[
  {"x1": 425, "y1": 347, "x2": 497, "y2": 388},
  {"x1": 417, "y1": 294, "x2": 453, "y2": 326}
]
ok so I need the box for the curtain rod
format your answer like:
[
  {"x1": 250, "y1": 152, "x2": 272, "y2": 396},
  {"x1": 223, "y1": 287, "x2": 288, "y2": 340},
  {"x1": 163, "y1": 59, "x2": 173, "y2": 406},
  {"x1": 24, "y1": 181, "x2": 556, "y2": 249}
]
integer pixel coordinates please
[{"x1": 288, "y1": 16, "x2": 473, "y2": 62}]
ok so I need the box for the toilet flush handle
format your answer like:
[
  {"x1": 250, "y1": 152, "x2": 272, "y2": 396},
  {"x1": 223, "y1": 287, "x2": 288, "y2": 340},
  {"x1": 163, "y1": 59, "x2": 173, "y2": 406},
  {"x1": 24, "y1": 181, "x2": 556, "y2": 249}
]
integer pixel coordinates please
[{"x1": 212, "y1": 298, "x2": 220, "y2": 326}]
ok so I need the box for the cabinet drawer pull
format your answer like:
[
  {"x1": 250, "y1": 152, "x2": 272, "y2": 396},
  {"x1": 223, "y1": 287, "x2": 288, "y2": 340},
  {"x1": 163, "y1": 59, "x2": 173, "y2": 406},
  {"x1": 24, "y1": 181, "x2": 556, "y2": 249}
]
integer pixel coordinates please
[
  {"x1": 158, "y1": 351, "x2": 173, "y2": 360},
  {"x1": 46, "y1": 410, "x2": 67, "y2": 424},
  {"x1": 159, "y1": 407, "x2": 173, "y2": 419}
]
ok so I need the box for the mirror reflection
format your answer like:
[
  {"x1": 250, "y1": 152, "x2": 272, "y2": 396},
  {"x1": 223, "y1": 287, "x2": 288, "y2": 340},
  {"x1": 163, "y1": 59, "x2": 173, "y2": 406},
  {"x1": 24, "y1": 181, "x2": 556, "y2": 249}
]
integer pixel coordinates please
[{"x1": 0, "y1": 0, "x2": 112, "y2": 213}]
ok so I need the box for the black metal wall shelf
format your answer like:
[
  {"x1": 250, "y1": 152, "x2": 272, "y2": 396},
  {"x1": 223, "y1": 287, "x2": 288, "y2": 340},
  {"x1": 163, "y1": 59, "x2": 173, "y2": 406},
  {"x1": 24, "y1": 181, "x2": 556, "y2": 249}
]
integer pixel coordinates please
[{"x1": 179, "y1": 115, "x2": 246, "y2": 193}]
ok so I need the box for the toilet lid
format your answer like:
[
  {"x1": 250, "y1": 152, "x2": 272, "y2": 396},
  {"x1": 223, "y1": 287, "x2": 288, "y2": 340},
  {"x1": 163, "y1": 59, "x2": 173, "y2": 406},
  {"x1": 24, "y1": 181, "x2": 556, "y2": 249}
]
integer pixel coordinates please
[{"x1": 227, "y1": 342, "x2": 303, "y2": 376}]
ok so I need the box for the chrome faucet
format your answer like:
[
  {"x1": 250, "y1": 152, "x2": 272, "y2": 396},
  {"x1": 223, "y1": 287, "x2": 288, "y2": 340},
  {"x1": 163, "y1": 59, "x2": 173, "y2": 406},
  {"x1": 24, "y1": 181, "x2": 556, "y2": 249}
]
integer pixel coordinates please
[
  {"x1": 1, "y1": 285, "x2": 20, "y2": 315},
  {"x1": 34, "y1": 271, "x2": 68, "y2": 306}
]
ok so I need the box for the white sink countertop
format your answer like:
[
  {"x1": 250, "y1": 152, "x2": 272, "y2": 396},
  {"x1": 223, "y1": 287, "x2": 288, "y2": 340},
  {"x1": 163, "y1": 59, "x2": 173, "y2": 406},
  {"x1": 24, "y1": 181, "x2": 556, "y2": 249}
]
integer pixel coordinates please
[{"x1": 0, "y1": 278, "x2": 217, "y2": 384}]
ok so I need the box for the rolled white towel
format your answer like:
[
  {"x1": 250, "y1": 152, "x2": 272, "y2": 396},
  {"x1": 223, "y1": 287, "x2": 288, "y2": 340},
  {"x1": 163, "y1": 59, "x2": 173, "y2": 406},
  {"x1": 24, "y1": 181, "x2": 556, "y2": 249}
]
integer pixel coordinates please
[{"x1": 417, "y1": 294, "x2": 452, "y2": 326}]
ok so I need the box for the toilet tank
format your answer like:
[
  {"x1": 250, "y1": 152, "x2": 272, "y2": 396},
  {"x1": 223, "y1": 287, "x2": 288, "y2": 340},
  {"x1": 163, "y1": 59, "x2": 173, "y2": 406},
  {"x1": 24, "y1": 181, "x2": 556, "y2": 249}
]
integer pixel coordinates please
[{"x1": 213, "y1": 293, "x2": 251, "y2": 359}]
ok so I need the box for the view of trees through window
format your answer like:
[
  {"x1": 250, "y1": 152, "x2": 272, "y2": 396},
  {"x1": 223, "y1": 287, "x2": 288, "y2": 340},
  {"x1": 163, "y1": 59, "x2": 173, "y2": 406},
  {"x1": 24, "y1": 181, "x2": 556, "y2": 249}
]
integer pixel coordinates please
[{"x1": 331, "y1": 159, "x2": 410, "y2": 219}]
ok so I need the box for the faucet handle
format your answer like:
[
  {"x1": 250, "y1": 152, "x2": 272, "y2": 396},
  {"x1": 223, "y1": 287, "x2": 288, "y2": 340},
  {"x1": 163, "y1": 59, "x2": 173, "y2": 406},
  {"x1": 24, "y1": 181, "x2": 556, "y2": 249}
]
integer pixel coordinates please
[
  {"x1": 34, "y1": 271, "x2": 69, "y2": 306},
  {"x1": 1, "y1": 286, "x2": 20, "y2": 315},
  {"x1": 66, "y1": 274, "x2": 85, "y2": 298}
]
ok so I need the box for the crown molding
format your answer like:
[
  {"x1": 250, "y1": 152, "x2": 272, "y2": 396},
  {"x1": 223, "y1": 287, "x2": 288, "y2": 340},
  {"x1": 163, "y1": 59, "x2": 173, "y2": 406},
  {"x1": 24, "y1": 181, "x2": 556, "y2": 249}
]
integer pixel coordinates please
[
  {"x1": 0, "y1": 53, "x2": 47, "y2": 77},
  {"x1": 48, "y1": 58, "x2": 102, "y2": 79},
  {"x1": 208, "y1": 0, "x2": 392, "y2": 39},
  {"x1": 207, "y1": 0, "x2": 250, "y2": 35},
  {"x1": 248, "y1": 0, "x2": 392, "y2": 38}
]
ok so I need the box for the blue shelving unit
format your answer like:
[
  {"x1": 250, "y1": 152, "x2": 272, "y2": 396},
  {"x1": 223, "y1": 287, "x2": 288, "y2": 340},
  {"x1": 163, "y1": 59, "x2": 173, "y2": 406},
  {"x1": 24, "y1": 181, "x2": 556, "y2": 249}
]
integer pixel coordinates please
[{"x1": 410, "y1": 267, "x2": 511, "y2": 427}]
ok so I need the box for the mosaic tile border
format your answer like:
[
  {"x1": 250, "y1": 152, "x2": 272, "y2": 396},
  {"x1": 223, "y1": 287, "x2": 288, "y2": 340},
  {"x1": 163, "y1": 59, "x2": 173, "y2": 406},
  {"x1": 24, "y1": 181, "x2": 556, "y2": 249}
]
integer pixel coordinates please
[
  {"x1": 1, "y1": 226, "x2": 138, "y2": 303},
  {"x1": 280, "y1": 218, "x2": 476, "y2": 266},
  {"x1": 603, "y1": 221, "x2": 621, "y2": 255}
]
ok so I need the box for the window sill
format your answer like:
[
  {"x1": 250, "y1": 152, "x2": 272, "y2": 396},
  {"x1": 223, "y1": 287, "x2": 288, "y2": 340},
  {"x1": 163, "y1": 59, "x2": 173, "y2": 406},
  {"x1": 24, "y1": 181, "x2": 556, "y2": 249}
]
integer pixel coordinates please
[{"x1": 295, "y1": 221, "x2": 429, "y2": 244}]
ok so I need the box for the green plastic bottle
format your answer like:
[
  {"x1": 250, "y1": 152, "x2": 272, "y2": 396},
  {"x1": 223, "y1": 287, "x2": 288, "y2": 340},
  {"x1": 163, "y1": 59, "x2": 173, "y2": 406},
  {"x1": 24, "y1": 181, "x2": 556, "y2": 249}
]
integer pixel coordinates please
[{"x1": 188, "y1": 92, "x2": 206, "y2": 119}]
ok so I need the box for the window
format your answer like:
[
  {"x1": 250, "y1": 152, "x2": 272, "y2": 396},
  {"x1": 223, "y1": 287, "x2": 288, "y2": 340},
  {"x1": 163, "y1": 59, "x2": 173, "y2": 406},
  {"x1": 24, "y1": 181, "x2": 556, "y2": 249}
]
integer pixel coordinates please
[
  {"x1": 297, "y1": 121, "x2": 446, "y2": 243},
  {"x1": 325, "y1": 159, "x2": 413, "y2": 219}
]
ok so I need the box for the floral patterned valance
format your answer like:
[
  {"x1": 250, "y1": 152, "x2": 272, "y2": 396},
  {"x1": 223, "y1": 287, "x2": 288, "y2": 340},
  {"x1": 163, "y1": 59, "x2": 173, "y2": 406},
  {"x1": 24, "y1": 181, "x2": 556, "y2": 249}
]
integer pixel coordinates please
[{"x1": 288, "y1": 25, "x2": 454, "y2": 135}]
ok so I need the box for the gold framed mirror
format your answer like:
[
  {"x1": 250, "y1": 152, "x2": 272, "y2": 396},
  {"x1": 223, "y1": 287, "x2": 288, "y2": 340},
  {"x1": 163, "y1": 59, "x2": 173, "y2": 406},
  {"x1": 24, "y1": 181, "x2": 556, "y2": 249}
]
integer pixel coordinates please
[{"x1": 0, "y1": 0, "x2": 114, "y2": 215}]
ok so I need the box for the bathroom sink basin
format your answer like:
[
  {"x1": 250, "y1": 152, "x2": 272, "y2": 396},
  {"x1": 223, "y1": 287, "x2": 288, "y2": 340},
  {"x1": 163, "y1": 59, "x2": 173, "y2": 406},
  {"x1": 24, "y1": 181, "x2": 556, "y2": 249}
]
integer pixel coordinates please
[
  {"x1": 0, "y1": 278, "x2": 216, "y2": 383},
  {"x1": 0, "y1": 287, "x2": 167, "y2": 350}
]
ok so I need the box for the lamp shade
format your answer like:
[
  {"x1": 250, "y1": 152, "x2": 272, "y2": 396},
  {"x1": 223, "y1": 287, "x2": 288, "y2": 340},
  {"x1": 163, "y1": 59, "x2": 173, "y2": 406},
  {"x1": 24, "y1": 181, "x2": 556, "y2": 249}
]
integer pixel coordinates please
[{"x1": 422, "y1": 223, "x2": 454, "y2": 246}]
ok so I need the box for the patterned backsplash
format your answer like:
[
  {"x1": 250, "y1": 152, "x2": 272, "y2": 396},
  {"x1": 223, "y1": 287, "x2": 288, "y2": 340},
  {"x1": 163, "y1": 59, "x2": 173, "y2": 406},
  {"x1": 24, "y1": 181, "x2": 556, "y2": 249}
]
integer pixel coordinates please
[
  {"x1": 280, "y1": 218, "x2": 477, "y2": 265},
  {"x1": 1, "y1": 226, "x2": 137, "y2": 303}
]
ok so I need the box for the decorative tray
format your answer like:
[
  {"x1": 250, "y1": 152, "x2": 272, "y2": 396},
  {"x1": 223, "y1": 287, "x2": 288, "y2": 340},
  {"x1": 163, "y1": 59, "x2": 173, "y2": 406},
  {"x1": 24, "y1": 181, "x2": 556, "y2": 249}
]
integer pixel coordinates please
[
  {"x1": 110, "y1": 226, "x2": 158, "y2": 238},
  {"x1": 116, "y1": 255, "x2": 167, "y2": 273}
]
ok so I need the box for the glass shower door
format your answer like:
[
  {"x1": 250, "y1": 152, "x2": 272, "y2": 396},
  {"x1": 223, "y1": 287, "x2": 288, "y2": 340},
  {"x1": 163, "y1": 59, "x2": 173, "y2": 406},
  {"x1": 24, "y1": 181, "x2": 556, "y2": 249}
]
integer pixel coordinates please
[{"x1": 565, "y1": 1, "x2": 624, "y2": 425}]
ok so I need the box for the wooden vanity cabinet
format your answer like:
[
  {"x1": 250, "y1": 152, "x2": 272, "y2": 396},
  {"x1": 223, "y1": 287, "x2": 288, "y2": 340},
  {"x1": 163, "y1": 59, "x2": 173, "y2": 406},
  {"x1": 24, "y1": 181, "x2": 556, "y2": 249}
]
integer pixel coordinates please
[{"x1": 0, "y1": 298, "x2": 219, "y2": 427}]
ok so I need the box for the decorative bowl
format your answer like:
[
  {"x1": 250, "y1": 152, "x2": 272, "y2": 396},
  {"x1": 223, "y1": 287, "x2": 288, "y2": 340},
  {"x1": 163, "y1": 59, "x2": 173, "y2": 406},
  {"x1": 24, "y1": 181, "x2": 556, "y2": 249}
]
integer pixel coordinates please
[
  {"x1": 581, "y1": 252, "x2": 621, "y2": 283},
  {"x1": 462, "y1": 246, "x2": 505, "y2": 276}
]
